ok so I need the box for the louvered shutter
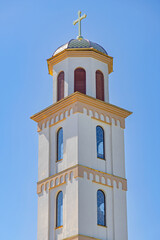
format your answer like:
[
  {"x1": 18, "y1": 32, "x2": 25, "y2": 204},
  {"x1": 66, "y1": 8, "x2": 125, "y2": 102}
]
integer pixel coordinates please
[
  {"x1": 57, "y1": 72, "x2": 64, "y2": 101},
  {"x1": 74, "y1": 68, "x2": 86, "y2": 94},
  {"x1": 96, "y1": 70, "x2": 104, "y2": 101}
]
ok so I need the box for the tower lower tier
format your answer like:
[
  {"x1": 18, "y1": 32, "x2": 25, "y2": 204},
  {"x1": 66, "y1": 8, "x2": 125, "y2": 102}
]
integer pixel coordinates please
[{"x1": 37, "y1": 165, "x2": 128, "y2": 240}]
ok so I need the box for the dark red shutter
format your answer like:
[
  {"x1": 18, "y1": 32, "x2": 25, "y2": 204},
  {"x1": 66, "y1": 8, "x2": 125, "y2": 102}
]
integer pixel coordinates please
[
  {"x1": 96, "y1": 70, "x2": 104, "y2": 101},
  {"x1": 57, "y1": 72, "x2": 64, "y2": 101},
  {"x1": 74, "y1": 68, "x2": 86, "y2": 94}
]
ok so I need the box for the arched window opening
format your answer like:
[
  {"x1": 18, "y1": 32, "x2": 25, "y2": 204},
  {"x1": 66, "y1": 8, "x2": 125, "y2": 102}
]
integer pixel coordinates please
[
  {"x1": 56, "y1": 191, "x2": 63, "y2": 227},
  {"x1": 57, "y1": 128, "x2": 63, "y2": 161},
  {"x1": 57, "y1": 71, "x2": 64, "y2": 101},
  {"x1": 96, "y1": 70, "x2": 104, "y2": 101},
  {"x1": 74, "y1": 68, "x2": 86, "y2": 94},
  {"x1": 96, "y1": 126, "x2": 105, "y2": 159},
  {"x1": 97, "y1": 190, "x2": 106, "y2": 226}
]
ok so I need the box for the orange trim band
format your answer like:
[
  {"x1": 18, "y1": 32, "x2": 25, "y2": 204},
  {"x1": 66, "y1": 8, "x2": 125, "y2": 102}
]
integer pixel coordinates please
[
  {"x1": 47, "y1": 48, "x2": 113, "y2": 75},
  {"x1": 31, "y1": 92, "x2": 132, "y2": 124},
  {"x1": 37, "y1": 164, "x2": 127, "y2": 194}
]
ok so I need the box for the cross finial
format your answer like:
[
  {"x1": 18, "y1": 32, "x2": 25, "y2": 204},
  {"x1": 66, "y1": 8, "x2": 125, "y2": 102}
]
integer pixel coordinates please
[{"x1": 73, "y1": 10, "x2": 87, "y2": 40}]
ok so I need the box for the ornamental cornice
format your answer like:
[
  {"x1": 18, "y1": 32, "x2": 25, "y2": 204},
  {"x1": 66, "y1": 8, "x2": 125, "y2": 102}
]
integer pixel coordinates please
[
  {"x1": 47, "y1": 48, "x2": 113, "y2": 75},
  {"x1": 37, "y1": 164, "x2": 127, "y2": 194},
  {"x1": 30, "y1": 92, "x2": 132, "y2": 131}
]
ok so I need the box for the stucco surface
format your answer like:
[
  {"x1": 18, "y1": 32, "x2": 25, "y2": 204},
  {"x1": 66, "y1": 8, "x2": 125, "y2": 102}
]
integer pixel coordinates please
[{"x1": 37, "y1": 111, "x2": 127, "y2": 240}]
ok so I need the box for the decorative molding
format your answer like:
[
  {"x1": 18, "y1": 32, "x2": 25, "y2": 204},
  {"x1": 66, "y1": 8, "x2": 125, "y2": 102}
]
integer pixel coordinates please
[
  {"x1": 30, "y1": 92, "x2": 132, "y2": 131},
  {"x1": 47, "y1": 48, "x2": 113, "y2": 75},
  {"x1": 63, "y1": 234, "x2": 101, "y2": 240},
  {"x1": 37, "y1": 164, "x2": 127, "y2": 194},
  {"x1": 91, "y1": 116, "x2": 111, "y2": 125}
]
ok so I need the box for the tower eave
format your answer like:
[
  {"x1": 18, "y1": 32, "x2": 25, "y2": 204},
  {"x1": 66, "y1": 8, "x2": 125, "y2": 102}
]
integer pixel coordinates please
[
  {"x1": 30, "y1": 92, "x2": 132, "y2": 130},
  {"x1": 47, "y1": 48, "x2": 113, "y2": 75}
]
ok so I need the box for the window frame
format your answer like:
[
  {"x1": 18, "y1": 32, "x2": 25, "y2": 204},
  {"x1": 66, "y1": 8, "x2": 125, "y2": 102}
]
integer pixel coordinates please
[
  {"x1": 96, "y1": 70, "x2": 104, "y2": 101},
  {"x1": 74, "y1": 67, "x2": 86, "y2": 94},
  {"x1": 57, "y1": 127, "x2": 63, "y2": 162},
  {"x1": 97, "y1": 189, "x2": 106, "y2": 227},
  {"x1": 56, "y1": 191, "x2": 63, "y2": 228},
  {"x1": 96, "y1": 125, "x2": 105, "y2": 160},
  {"x1": 57, "y1": 71, "x2": 64, "y2": 101}
]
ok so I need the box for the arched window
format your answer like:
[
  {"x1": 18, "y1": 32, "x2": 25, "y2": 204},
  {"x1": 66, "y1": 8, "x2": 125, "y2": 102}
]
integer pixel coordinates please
[
  {"x1": 96, "y1": 70, "x2": 104, "y2": 101},
  {"x1": 56, "y1": 191, "x2": 63, "y2": 227},
  {"x1": 57, "y1": 128, "x2": 63, "y2": 161},
  {"x1": 96, "y1": 126, "x2": 105, "y2": 159},
  {"x1": 74, "y1": 68, "x2": 86, "y2": 94},
  {"x1": 57, "y1": 71, "x2": 64, "y2": 101},
  {"x1": 97, "y1": 190, "x2": 106, "y2": 226}
]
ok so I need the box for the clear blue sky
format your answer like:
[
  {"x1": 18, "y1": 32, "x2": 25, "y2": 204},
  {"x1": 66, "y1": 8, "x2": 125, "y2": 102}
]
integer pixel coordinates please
[{"x1": 0, "y1": 0, "x2": 160, "y2": 239}]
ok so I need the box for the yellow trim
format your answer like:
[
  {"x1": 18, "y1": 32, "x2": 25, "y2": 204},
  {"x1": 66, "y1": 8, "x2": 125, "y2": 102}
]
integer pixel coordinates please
[
  {"x1": 37, "y1": 164, "x2": 126, "y2": 185},
  {"x1": 47, "y1": 48, "x2": 113, "y2": 75},
  {"x1": 92, "y1": 180, "x2": 112, "y2": 188},
  {"x1": 50, "y1": 118, "x2": 66, "y2": 128},
  {"x1": 37, "y1": 164, "x2": 78, "y2": 185},
  {"x1": 37, "y1": 164, "x2": 127, "y2": 194},
  {"x1": 78, "y1": 164, "x2": 127, "y2": 181},
  {"x1": 91, "y1": 116, "x2": 111, "y2": 125},
  {"x1": 31, "y1": 92, "x2": 132, "y2": 123},
  {"x1": 50, "y1": 182, "x2": 66, "y2": 190}
]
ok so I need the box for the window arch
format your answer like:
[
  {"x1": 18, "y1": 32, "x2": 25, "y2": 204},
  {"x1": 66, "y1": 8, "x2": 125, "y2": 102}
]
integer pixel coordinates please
[
  {"x1": 56, "y1": 191, "x2": 63, "y2": 227},
  {"x1": 57, "y1": 71, "x2": 64, "y2": 101},
  {"x1": 57, "y1": 128, "x2": 63, "y2": 161},
  {"x1": 96, "y1": 70, "x2": 104, "y2": 101},
  {"x1": 74, "y1": 68, "x2": 86, "y2": 94},
  {"x1": 97, "y1": 190, "x2": 106, "y2": 226},
  {"x1": 96, "y1": 126, "x2": 105, "y2": 159}
]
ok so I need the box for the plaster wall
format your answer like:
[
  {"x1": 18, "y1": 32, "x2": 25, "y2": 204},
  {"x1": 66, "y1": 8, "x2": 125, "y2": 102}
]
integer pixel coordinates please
[
  {"x1": 37, "y1": 110, "x2": 127, "y2": 240},
  {"x1": 49, "y1": 176, "x2": 78, "y2": 240},
  {"x1": 37, "y1": 188, "x2": 49, "y2": 240},
  {"x1": 77, "y1": 111, "x2": 125, "y2": 178},
  {"x1": 113, "y1": 183, "x2": 128, "y2": 240},
  {"x1": 38, "y1": 127, "x2": 50, "y2": 181},
  {"x1": 77, "y1": 112, "x2": 111, "y2": 174},
  {"x1": 78, "y1": 177, "x2": 127, "y2": 240},
  {"x1": 37, "y1": 174, "x2": 127, "y2": 240},
  {"x1": 111, "y1": 124, "x2": 125, "y2": 178},
  {"x1": 78, "y1": 177, "x2": 110, "y2": 240},
  {"x1": 52, "y1": 57, "x2": 109, "y2": 104},
  {"x1": 49, "y1": 112, "x2": 78, "y2": 175},
  {"x1": 38, "y1": 111, "x2": 125, "y2": 179}
]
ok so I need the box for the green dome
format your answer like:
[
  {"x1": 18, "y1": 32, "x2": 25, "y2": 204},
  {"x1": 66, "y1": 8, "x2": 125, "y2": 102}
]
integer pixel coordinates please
[{"x1": 53, "y1": 39, "x2": 108, "y2": 56}]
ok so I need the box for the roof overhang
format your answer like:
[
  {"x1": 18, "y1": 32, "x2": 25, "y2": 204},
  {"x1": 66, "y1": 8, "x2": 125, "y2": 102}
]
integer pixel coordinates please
[
  {"x1": 31, "y1": 92, "x2": 132, "y2": 129},
  {"x1": 47, "y1": 48, "x2": 113, "y2": 76}
]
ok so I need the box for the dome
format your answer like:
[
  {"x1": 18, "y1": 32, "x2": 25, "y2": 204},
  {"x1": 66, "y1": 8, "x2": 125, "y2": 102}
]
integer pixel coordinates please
[{"x1": 53, "y1": 39, "x2": 108, "y2": 56}]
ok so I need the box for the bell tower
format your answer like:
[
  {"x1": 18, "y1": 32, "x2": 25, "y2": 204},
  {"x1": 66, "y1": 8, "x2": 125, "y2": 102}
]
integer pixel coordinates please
[{"x1": 31, "y1": 11, "x2": 132, "y2": 240}]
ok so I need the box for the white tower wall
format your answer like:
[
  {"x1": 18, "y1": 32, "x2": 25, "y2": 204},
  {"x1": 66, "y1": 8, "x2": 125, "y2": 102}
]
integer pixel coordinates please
[{"x1": 36, "y1": 110, "x2": 128, "y2": 240}]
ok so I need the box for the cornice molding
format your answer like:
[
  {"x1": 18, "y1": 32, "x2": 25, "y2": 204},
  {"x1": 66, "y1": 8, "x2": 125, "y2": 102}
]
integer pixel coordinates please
[
  {"x1": 30, "y1": 92, "x2": 132, "y2": 130},
  {"x1": 47, "y1": 48, "x2": 113, "y2": 75},
  {"x1": 37, "y1": 164, "x2": 127, "y2": 194}
]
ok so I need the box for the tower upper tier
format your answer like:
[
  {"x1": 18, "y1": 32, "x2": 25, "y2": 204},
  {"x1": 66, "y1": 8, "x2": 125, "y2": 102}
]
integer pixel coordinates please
[{"x1": 47, "y1": 38, "x2": 113, "y2": 104}]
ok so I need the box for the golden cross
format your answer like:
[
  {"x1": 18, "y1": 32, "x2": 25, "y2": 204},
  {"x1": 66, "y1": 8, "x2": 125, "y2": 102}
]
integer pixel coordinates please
[{"x1": 73, "y1": 11, "x2": 87, "y2": 40}]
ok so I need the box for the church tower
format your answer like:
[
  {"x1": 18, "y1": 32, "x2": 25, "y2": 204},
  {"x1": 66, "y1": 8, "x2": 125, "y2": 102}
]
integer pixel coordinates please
[{"x1": 31, "y1": 11, "x2": 132, "y2": 240}]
